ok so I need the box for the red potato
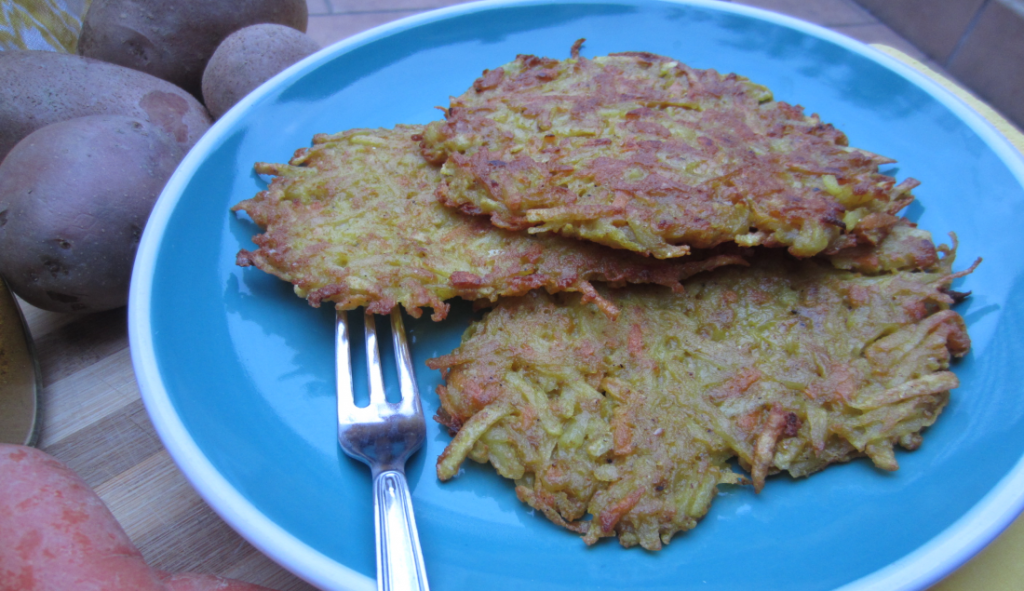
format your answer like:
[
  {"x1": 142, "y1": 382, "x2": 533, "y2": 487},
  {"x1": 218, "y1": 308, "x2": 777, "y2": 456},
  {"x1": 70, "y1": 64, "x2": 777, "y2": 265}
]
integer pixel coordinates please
[
  {"x1": 78, "y1": 0, "x2": 309, "y2": 98},
  {"x1": 202, "y1": 24, "x2": 320, "y2": 120},
  {"x1": 0, "y1": 115, "x2": 184, "y2": 313},
  {"x1": 0, "y1": 444, "x2": 275, "y2": 591},
  {"x1": 0, "y1": 50, "x2": 211, "y2": 163}
]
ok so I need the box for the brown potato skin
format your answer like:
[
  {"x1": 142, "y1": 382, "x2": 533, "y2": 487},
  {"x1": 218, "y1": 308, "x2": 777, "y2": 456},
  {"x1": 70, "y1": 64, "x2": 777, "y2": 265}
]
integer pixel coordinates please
[
  {"x1": 202, "y1": 23, "x2": 320, "y2": 120},
  {"x1": 78, "y1": 0, "x2": 309, "y2": 98},
  {"x1": 0, "y1": 115, "x2": 185, "y2": 313},
  {"x1": 0, "y1": 50, "x2": 211, "y2": 163}
]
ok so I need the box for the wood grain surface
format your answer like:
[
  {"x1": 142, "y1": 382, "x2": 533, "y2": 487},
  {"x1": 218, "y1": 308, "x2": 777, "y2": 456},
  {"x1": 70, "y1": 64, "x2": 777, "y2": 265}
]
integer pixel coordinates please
[{"x1": 20, "y1": 300, "x2": 318, "y2": 590}]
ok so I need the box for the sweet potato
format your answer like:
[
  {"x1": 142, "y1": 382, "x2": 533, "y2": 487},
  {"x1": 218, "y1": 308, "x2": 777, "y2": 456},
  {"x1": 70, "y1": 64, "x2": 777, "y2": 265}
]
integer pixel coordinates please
[{"x1": 0, "y1": 444, "x2": 274, "y2": 591}]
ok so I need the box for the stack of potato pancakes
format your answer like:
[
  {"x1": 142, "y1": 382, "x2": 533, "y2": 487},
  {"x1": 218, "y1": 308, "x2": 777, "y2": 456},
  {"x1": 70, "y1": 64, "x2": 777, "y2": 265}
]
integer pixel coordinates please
[{"x1": 233, "y1": 42, "x2": 976, "y2": 550}]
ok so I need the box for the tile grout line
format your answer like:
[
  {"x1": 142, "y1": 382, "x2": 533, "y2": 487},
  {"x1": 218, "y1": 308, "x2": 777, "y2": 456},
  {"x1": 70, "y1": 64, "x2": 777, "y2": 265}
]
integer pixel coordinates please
[
  {"x1": 834, "y1": 0, "x2": 882, "y2": 26},
  {"x1": 944, "y1": 0, "x2": 991, "y2": 68},
  {"x1": 712, "y1": 0, "x2": 898, "y2": 33}
]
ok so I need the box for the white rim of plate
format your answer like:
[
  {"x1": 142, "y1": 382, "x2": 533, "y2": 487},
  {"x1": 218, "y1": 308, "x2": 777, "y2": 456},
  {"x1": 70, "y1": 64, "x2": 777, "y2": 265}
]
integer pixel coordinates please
[{"x1": 128, "y1": 1, "x2": 1024, "y2": 590}]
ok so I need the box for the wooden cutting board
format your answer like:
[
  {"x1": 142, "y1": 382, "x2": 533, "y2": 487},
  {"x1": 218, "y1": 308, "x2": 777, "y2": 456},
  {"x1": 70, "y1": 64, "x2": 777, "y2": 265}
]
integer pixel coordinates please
[{"x1": 18, "y1": 298, "x2": 317, "y2": 591}]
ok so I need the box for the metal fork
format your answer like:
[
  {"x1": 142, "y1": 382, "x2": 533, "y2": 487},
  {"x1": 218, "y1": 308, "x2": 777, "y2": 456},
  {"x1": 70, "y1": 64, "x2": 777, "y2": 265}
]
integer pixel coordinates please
[{"x1": 336, "y1": 309, "x2": 430, "y2": 591}]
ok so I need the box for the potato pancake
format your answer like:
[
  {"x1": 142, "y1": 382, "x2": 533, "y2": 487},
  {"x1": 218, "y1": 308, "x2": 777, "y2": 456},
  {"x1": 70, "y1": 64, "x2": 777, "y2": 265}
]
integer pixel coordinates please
[
  {"x1": 232, "y1": 125, "x2": 744, "y2": 320},
  {"x1": 419, "y1": 44, "x2": 917, "y2": 259},
  {"x1": 427, "y1": 228, "x2": 974, "y2": 550}
]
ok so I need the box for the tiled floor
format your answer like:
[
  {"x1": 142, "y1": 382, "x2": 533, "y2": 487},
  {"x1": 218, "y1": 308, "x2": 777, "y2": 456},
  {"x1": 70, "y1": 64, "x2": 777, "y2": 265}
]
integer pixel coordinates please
[
  {"x1": 305, "y1": 0, "x2": 951, "y2": 74},
  {"x1": 852, "y1": 0, "x2": 1024, "y2": 130},
  {"x1": 305, "y1": 0, "x2": 1024, "y2": 129}
]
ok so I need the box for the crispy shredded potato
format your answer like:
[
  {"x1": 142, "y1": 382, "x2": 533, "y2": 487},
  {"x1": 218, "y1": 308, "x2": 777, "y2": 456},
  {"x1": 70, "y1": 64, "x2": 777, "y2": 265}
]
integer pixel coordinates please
[
  {"x1": 231, "y1": 45, "x2": 978, "y2": 553},
  {"x1": 428, "y1": 229, "x2": 976, "y2": 549},
  {"x1": 232, "y1": 125, "x2": 745, "y2": 320},
  {"x1": 419, "y1": 44, "x2": 916, "y2": 259}
]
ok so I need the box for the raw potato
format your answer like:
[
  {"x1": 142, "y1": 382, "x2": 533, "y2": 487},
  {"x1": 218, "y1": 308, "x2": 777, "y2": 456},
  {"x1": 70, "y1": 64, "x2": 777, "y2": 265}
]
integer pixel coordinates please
[
  {"x1": 0, "y1": 50, "x2": 211, "y2": 163},
  {"x1": 0, "y1": 444, "x2": 167, "y2": 590},
  {"x1": 0, "y1": 444, "x2": 275, "y2": 591},
  {"x1": 0, "y1": 115, "x2": 184, "y2": 313},
  {"x1": 78, "y1": 0, "x2": 309, "y2": 98},
  {"x1": 202, "y1": 23, "x2": 320, "y2": 120}
]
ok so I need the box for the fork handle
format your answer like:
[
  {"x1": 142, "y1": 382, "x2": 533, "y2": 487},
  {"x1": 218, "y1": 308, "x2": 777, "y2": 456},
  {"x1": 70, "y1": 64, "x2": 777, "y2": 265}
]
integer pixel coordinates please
[{"x1": 374, "y1": 470, "x2": 430, "y2": 591}]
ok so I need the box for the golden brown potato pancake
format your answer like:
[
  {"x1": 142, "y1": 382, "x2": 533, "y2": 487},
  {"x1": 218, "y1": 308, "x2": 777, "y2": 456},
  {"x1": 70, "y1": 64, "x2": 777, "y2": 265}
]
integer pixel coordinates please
[
  {"x1": 419, "y1": 45, "x2": 917, "y2": 259},
  {"x1": 427, "y1": 228, "x2": 975, "y2": 550},
  {"x1": 232, "y1": 125, "x2": 744, "y2": 320}
]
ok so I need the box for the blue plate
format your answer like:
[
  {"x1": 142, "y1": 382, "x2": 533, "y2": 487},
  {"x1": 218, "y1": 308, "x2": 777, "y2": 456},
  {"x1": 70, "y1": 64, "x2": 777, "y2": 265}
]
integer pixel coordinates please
[{"x1": 128, "y1": 1, "x2": 1024, "y2": 590}]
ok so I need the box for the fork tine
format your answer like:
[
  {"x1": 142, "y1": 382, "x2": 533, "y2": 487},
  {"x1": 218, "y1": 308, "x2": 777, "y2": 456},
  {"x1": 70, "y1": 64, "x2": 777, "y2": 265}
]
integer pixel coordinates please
[
  {"x1": 364, "y1": 311, "x2": 389, "y2": 408},
  {"x1": 389, "y1": 309, "x2": 421, "y2": 415},
  {"x1": 335, "y1": 310, "x2": 358, "y2": 421},
  {"x1": 336, "y1": 307, "x2": 430, "y2": 590}
]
